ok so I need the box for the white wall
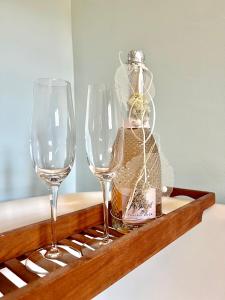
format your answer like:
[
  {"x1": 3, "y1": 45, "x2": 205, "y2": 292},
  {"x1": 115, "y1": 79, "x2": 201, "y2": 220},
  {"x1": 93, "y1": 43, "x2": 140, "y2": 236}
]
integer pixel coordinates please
[
  {"x1": 0, "y1": 0, "x2": 75, "y2": 201},
  {"x1": 72, "y1": 0, "x2": 225, "y2": 202}
]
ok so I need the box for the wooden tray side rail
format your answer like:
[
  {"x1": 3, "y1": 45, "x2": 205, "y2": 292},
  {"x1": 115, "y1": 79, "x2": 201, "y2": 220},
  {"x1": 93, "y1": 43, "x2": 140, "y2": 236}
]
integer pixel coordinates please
[
  {"x1": 0, "y1": 204, "x2": 103, "y2": 263},
  {"x1": 0, "y1": 188, "x2": 215, "y2": 300}
]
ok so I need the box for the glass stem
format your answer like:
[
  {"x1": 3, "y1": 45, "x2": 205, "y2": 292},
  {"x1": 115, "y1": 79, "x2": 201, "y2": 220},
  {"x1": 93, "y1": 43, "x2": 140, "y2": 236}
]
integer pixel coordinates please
[
  {"x1": 50, "y1": 185, "x2": 59, "y2": 248},
  {"x1": 99, "y1": 178, "x2": 111, "y2": 243}
]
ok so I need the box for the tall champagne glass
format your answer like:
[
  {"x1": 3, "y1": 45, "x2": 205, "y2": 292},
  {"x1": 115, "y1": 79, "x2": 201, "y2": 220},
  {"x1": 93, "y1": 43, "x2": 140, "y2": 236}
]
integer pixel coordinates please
[
  {"x1": 85, "y1": 84, "x2": 124, "y2": 245},
  {"x1": 26, "y1": 78, "x2": 75, "y2": 274}
]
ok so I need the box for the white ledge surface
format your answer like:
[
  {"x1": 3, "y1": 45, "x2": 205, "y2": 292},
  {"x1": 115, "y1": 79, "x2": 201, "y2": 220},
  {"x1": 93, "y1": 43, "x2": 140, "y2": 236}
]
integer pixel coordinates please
[{"x1": 0, "y1": 192, "x2": 190, "y2": 233}]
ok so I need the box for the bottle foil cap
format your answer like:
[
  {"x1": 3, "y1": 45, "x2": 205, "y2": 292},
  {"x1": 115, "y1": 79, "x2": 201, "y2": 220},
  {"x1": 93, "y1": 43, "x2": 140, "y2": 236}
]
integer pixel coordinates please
[{"x1": 128, "y1": 50, "x2": 145, "y2": 64}]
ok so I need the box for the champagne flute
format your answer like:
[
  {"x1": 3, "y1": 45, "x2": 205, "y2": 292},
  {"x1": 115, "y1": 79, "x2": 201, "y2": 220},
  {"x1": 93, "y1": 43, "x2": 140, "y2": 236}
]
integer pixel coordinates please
[
  {"x1": 85, "y1": 84, "x2": 124, "y2": 245},
  {"x1": 26, "y1": 78, "x2": 76, "y2": 274}
]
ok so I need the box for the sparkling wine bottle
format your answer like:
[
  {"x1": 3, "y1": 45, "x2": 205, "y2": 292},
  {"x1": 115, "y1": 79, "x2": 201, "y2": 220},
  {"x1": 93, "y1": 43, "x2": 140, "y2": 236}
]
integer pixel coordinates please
[{"x1": 111, "y1": 50, "x2": 162, "y2": 232}]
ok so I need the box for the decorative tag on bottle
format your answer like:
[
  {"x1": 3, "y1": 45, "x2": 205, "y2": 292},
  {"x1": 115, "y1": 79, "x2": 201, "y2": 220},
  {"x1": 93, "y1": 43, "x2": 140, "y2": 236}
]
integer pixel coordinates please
[{"x1": 122, "y1": 188, "x2": 156, "y2": 224}]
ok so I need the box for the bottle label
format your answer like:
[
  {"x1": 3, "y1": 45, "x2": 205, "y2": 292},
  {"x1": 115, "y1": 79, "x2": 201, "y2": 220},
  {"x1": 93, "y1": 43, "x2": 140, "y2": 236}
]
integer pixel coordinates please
[{"x1": 122, "y1": 188, "x2": 156, "y2": 223}]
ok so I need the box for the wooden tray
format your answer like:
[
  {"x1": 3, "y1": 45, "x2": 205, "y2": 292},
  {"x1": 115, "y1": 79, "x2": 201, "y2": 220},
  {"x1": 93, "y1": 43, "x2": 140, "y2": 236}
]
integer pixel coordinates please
[{"x1": 0, "y1": 188, "x2": 215, "y2": 300}]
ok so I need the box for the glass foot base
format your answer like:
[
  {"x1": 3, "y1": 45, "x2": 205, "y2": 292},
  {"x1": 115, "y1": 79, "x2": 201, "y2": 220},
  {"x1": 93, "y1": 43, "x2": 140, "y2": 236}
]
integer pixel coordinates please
[
  {"x1": 25, "y1": 246, "x2": 62, "y2": 275},
  {"x1": 45, "y1": 246, "x2": 61, "y2": 259},
  {"x1": 99, "y1": 238, "x2": 113, "y2": 246}
]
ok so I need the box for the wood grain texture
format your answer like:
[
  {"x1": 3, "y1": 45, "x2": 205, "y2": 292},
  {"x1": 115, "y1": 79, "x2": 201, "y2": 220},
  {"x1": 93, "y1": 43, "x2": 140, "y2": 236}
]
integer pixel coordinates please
[
  {"x1": 1, "y1": 188, "x2": 215, "y2": 300},
  {"x1": 25, "y1": 251, "x2": 61, "y2": 273},
  {"x1": 0, "y1": 203, "x2": 103, "y2": 263},
  {"x1": 0, "y1": 273, "x2": 18, "y2": 295},
  {"x1": 71, "y1": 233, "x2": 99, "y2": 248},
  {"x1": 4, "y1": 259, "x2": 39, "y2": 283},
  {"x1": 93, "y1": 225, "x2": 124, "y2": 238}
]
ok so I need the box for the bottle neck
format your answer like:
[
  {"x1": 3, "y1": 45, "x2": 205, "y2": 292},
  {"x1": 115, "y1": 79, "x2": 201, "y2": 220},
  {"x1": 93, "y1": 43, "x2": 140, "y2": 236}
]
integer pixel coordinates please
[
  {"x1": 127, "y1": 63, "x2": 150, "y2": 128},
  {"x1": 128, "y1": 63, "x2": 145, "y2": 95}
]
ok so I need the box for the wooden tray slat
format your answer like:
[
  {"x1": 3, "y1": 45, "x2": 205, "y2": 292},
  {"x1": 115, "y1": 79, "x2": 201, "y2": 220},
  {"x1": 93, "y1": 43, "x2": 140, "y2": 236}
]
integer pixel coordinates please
[
  {"x1": 4, "y1": 259, "x2": 39, "y2": 283},
  {"x1": 83, "y1": 228, "x2": 106, "y2": 238},
  {"x1": 25, "y1": 252, "x2": 61, "y2": 273},
  {"x1": 93, "y1": 225, "x2": 124, "y2": 238},
  {"x1": 56, "y1": 248, "x2": 78, "y2": 265},
  {"x1": 59, "y1": 239, "x2": 83, "y2": 254},
  {"x1": 70, "y1": 233, "x2": 99, "y2": 248},
  {"x1": 0, "y1": 273, "x2": 18, "y2": 295},
  {"x1": 83, "y1": 228, "x2": 116, "y2": 240}
]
